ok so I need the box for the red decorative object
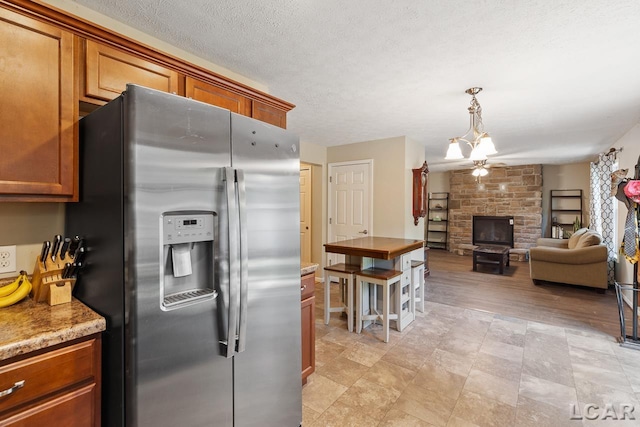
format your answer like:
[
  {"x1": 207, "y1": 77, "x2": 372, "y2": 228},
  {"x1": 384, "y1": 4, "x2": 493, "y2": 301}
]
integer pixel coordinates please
[
  {"x1": 412, "y1": 161, "x2": 429, "y2": 226},
  {"x1": 624, "y1": 180, "x2": 640, "y2": 204}
]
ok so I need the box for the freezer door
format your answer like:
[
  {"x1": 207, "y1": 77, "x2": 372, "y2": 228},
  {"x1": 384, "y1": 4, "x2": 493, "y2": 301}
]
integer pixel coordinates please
[
  {"x1": 230, "y1": 114, "x2": 302, "y2": 427},
  {"x1": 125, "y1": 85, "x2": 234, "y2": 426}
]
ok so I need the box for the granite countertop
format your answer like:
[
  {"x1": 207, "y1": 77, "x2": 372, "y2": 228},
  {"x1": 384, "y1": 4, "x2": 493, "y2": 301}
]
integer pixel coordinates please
[
  {"x1": 0, "y1": 294, "x2": 105, "y2": 362},
  {"x1": 301, "y1": 262, "x2": 319, "y2": 276}
]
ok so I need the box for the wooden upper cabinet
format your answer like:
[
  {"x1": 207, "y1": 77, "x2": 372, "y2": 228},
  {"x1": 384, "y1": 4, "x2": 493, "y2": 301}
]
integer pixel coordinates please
[
  {"x1": 82, "y1": 40, "x2": 179, "y2": 103},
  {"x1": 252, "y1": 100, "x2": 287, "y2": 129},
  {"x1": 0, "y1": 7, "x2": 77, "y2": 201},
  {"x1": 185, "y1": 77, "x2": 251, "y2": 116},
  {"x1": 187, "y1": 77, "x2": 288, "y2": 128}
]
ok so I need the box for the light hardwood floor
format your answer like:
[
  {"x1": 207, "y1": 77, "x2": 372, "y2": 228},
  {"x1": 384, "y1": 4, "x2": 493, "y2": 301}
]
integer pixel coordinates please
[
  {"x1": 425, "y1": 250, "x2": 622, "y2": 336},
  {"x1": 302, "y1": 252, "x2": 639, "y2": 426}
]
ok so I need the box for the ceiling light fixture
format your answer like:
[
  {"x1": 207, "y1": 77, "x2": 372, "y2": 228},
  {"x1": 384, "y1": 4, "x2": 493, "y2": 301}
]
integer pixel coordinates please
[
  {"x1": 471, "y1": 160, "x2": 489, "y2": 177},
  {"x1": 445, "y1": 87, "x2": 497, "y2": 162}
]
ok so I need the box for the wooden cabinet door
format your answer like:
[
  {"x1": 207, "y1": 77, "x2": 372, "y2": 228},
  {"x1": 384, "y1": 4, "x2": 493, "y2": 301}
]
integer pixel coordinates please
[
  {"x1": 185, "y1": 77, "x2": 251, "y2": 116},
  {"x1": 300, "y1": 272, "x2": 315, "y2": 385},
  {"x1": 0, "y1": 7, "x2": 76, "y2": 200},
  {"x1": 252, "y1": 100, "x2": 287, "y2": 129},
  {"x1": 0, "y1": 336, "x2": 101, "y2": 426},
  {"x1": 83, "y1": 40, "x2": 179, "y2": 102},
  {"x1": 1, "y1": 384, "x2": 97, "y2": 426},
  {"x1": 301, "y1": 295, "x2": 315, "y2": 384}
]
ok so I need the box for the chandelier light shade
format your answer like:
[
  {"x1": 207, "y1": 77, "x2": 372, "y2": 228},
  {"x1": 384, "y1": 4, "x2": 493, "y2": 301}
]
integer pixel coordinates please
[
  {"x1": 445, "y1": 87, "x2": 497, "y2": 163},
  {"x1": 471, "y1": 161, "x2": 489, "y2": 177}
]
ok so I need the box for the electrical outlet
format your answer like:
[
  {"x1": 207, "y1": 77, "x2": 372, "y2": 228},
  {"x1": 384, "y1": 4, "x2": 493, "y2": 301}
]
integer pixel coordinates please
[{"x1": 0, "y1": 245, "x2": 17, "y2": 274}]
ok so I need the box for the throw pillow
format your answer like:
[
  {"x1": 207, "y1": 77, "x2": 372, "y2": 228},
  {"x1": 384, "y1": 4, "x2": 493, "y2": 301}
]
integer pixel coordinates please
[
  {"x1": 575, "y1": 232, "x2": 602, "y2": 249},
  {"x1": 568, "y1": 228, "x2": 589, "y2": 249}
]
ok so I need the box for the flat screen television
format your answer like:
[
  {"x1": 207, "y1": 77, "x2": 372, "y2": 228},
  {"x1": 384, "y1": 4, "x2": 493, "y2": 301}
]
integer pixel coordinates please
[{"x1": 473, "y1": 216, "x2": 514, "y2": 247}]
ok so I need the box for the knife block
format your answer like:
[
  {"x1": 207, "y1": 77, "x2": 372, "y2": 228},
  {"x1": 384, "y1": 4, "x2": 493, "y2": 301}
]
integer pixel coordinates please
[{"x1": 30, "y1": 256, "x2": 76, "y2": 306}]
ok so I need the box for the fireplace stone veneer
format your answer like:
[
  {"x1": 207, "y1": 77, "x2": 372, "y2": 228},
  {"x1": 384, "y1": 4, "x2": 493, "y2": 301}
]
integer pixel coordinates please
[{"x1": 448, "y1": 165, "x2": 542, "y2": 254}]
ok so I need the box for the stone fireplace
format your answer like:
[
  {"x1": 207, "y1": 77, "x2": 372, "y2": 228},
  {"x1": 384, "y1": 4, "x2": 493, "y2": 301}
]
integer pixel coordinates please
[{"x1": 448, "y1": 165, "x2": 542, "y2": 255}]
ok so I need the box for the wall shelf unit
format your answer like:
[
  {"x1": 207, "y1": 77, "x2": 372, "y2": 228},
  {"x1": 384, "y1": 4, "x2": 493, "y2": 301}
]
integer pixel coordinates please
[
  {"x1": 426, "y1": 192, "x2": 449, "y2": 250},
  {"x1": 549, "y1": 189, "x2": 583, "y2": 238}
]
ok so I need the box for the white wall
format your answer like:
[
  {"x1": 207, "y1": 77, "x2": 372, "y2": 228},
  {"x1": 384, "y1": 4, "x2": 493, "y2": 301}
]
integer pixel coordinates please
[
  {"x1": 541, "y1": 162, "x2": 591, "y2": 238},
  {"x1": 612, "y1": 123, "x2": 640, "y2": 285}
]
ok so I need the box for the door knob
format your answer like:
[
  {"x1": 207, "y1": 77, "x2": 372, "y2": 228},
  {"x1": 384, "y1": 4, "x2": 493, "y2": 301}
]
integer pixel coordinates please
[{"x1": 358, "y1": 230, "x2": 368, "y2": 235}]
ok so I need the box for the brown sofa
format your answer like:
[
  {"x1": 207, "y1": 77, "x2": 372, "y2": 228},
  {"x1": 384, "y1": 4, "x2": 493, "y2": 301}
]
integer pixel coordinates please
[{"x1": 529, "y1": 228, "x2": 608, "y2": 290}]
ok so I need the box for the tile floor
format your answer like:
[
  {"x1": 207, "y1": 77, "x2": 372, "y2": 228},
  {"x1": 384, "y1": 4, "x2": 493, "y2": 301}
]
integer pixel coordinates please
[{"x1": 302, "y1": 297, "x2": 640, "y2": 426}]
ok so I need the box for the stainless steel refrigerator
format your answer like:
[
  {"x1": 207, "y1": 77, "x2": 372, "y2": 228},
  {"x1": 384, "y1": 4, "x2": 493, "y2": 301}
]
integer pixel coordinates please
[{"x1": 66, "y1": 85, "x2": 302, "y2": 427}]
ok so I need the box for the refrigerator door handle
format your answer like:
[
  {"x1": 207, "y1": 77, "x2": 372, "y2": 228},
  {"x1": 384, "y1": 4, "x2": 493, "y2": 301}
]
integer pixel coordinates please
[
  {"x1": 236, "y1": 169, "x2": 248, "y2": 353},
  {"x1": 223, "y1": 167, "x2": 239, "y2": 358}
]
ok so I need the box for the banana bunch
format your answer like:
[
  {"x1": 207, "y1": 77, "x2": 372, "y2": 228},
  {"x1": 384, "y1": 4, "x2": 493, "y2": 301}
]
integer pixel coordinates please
[{"x1": 0, "y1": 271, "x2": 32, "y2": 308}]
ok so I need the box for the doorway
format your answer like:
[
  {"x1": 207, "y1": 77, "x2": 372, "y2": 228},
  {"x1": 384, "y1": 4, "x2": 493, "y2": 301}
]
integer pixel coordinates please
[
  {"x1": 300, "y1": 163, "x2": 312, "y2": 263},
  {"x1": 327, "y1": 160, "x2": 373, "y2": 266}
]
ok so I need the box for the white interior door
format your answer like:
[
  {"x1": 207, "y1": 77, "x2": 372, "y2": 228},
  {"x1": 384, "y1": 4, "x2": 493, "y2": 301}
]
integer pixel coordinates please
[
  {"x1": 327, "y1": 160, "x2": 373, "y2": 266},
  {"x1": 300, "y1": 164, "x2": 312, "y2": 262}
]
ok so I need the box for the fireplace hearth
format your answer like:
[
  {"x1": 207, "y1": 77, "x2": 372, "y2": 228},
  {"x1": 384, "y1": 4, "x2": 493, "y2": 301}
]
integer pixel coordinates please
[{"x1": 473, "y1": 216, "x2": 514, "y2": 247}]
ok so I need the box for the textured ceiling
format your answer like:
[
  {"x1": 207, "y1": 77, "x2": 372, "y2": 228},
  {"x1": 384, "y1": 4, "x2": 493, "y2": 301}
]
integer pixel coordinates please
[{"x1": 71, "y1": 0, "x2": 640, "y2": 171}]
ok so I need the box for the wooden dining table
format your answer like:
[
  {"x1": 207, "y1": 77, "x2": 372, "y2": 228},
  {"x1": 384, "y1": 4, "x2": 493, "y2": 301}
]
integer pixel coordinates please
[
  {"x1": 324, "y1": 236, "x2": 424, "y2": 262},
  {"x1": 324, "y1": 236, "x2": 425, "y2": 331}
]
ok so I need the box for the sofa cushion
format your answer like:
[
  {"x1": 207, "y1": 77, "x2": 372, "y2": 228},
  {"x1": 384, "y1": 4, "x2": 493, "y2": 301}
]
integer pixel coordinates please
[
  {"x1": 568, "y1": 228, "x2": 589, "y2": 249},
  {"x1": 575, "y1": 232, "x2": 602, "y2": 248}
]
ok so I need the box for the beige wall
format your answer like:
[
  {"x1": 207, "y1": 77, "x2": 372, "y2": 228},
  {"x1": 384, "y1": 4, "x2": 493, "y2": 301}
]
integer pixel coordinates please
[
  {"x1": 541, "y1": 162, "x2": 591, "y2": 238},
  {"x1": 427, "y1": 171, "x2": 451, "y2": 193},
  {"x1": 0, "y1": 204, "x2": 65, "y2": 279},
  {"x1": 327, "y1": 136, "x2": 405, "y2": 238},
  {"x1": 300, "y1": 141, "x2": 328, "y2": 277},
  {"x1": 612, "y1": 123, "x2": 640, "y2": 285}
]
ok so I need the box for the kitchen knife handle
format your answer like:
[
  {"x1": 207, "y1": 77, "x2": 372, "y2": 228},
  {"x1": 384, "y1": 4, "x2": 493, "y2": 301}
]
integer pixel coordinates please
[
  {"x1": 40, "y1": 241, "x2": 49, "y2": 264},
  {"x1": 62, "y1": 263, "x2": 72, "y2": 279},
  {"x1": 236, "y1": 169, "x2": 248, "y2": 353},
  {"x1": 60, "y1": 238, "x2": 71, "y2": 260},
  {"x1": 223, "y1": 167, "x2": 239, "y2": 359},
  {"x1": 51, "y1": 235, "x2": 62, "y2": 261},
  {"x1": 41, "y1": 241, "x2": 51, "y2": 269},
  {"x1": 74, "y1": 247, "x2": 86, "y2": 265},
  {"x1": 68, "y1": 236, "x2": 81, "y2": 255}
]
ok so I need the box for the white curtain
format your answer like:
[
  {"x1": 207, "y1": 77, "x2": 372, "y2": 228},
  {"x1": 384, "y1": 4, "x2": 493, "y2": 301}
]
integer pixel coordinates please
[{"x1": 590, "y1": 153, "x2": 618, "y2": 285}]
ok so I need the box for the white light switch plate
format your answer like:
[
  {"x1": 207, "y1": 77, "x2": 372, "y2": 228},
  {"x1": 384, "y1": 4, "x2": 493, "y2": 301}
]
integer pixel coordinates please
[{"x1": 0, "y1": 245, "x2": 17, "y2": 274}]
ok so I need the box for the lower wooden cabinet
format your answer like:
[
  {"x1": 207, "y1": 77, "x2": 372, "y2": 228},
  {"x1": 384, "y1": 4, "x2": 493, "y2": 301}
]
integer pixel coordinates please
[
  {"x1": 0, "y1": 335, "x2": 101, "y2": 426},
  {"x1": 301, "y1": 272, "x2": 315, "y2": 385}
]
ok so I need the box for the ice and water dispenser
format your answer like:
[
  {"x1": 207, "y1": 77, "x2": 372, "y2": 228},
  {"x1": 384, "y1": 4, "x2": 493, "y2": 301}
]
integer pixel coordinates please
[{"x1": 160, "y1": 211, "x2": 217, "y2": 310}]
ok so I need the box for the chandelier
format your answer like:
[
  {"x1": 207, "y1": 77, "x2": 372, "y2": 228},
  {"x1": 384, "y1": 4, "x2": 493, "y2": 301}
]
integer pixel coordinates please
[
  {"x1": 445, "y1": 87, "x2": 497, "y2": 162},
  {"x1": 471, "y1": 160, "x2": 488, "y2": 177}
]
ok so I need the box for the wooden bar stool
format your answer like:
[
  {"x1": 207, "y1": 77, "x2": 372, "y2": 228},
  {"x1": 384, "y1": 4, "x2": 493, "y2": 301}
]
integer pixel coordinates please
[
  {"x1": 411, "y1": 260, "x2": 425, "y2": 313},
  {"x1": 324, "y1": 263, "x2": 359, "y2": 332},
  {"x1": 355, "y1": 268, "x2": 402, "y2": 343}
]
